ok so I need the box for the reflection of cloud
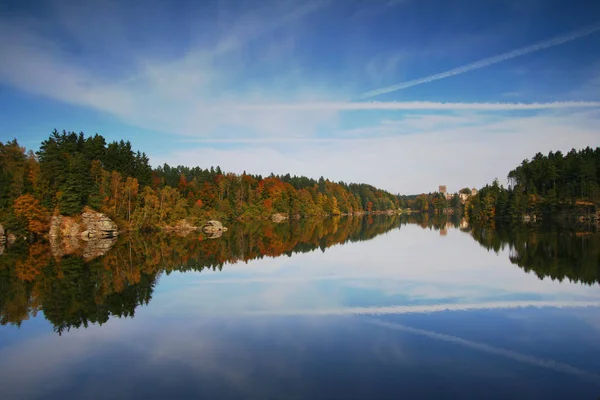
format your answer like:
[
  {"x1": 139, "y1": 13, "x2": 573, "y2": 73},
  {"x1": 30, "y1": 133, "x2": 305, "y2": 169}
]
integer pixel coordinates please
[
  {"x1": 156, "y1": 225, "x2": 600, "y2": 319},
  {"x1": 0, "y1": 321, "x2": 138, "y2": 399},
  {"x1": 368, "y1": 319, "x2": 600, "y2": 385},
  {"x1": 232, "y1": 301, "x2": 600, "y2": 316}
]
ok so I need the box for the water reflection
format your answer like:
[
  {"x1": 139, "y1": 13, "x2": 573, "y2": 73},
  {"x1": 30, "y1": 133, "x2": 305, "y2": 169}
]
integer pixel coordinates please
[
  {"x1": 468, "y1": 223, "x2": 600, "y2": 285},
  {"x1": 1, "y1": 215, "x2": 600, "y2": 399},
  {"x1": 1, "y1": 214, "x2": 599, "y2": 334},
  {"x1": 0, "y1": 216, "x2": 401, "y2": 332}
]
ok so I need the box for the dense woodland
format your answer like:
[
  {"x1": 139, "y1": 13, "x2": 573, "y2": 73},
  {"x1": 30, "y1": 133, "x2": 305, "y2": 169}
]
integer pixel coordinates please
[
  {"x1": 0, "y1": 130, "x2": 403, "y2": 235},
  {"x1": 468, "y1": 147, "x2": 600, "y2": 223}
]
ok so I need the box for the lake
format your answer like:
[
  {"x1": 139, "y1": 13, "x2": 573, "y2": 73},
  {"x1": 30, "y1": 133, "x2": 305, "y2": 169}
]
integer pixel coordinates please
[{"x1": 1, "y1": 215, "x2": 600, "y2": 399}]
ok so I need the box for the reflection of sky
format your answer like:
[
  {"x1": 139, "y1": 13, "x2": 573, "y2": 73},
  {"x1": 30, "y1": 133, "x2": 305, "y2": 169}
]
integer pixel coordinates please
[
  {"x1": 154, "y1": 224, "x2": 600, "y2": 316},
  {"x1": 2, "y1": 224, "x2": 600, "y2": 399}
]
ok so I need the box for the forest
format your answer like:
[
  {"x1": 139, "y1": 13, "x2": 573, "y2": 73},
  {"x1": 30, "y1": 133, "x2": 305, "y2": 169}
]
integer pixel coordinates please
[
  {"x1": 467, "y1": 147, "x2": 600, "y2": 223},
  {"x1": 0, "y1": 130, "x2": 403, "y2": 236}
]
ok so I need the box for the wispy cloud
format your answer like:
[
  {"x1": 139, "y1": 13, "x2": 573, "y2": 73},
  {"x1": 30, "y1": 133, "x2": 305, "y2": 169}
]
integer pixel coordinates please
[
  {"x1": 349, "y1": 0, "x2": 410, "y2": 21},
  {"x1": 0, "y1": 0, "x2": 343, "y2": 139},
  {"x1": 156, "y1": 110, "x2": 600, "y2": 193},
  {"x1": 232, "y1": 301, "x2": 600, "y2": 316},
  {"x1": 360, "y1": 22, "x2": 600, "y2": 98},
  {"x1": 231, "y1": 101, "x2": 600, "y2": 111}
]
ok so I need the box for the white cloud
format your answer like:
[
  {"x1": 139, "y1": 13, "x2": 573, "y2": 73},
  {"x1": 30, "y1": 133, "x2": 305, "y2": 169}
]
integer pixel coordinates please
[
  {"x1": 0, "y1": 0, "x2": 599, "y2": 195},
  {"x1": 227, "y1": 101, "x2": 600, "y2": 111},
  {"x1": 0, "y1": 0, "x2": 341, "y2": 139},
  {"x1": 155, "y1": 110, "x2": 600, "y2": 193}
]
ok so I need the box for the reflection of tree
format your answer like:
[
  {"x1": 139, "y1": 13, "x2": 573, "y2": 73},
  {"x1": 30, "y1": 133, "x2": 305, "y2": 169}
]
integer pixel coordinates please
[
  {"x1": 41, "y1": 256, "x2": 158, "y2": 335},
  {"x1": 0, "y1": 215, "x2": 402, "y2": 332},
  {"x1": 398, "y1": 213, "x2": 461, "y2": 232},
  {"x1": 468, "y1": 224, "x2": 600, "y2": 285}
]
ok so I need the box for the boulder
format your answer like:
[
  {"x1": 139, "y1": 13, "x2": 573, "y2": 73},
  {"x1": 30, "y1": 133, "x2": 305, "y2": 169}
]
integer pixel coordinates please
[
  {"x1": 49, "y1": 208, "x2": 118, "y2": 259},
  {"x1": 205, "y1": 230, "x2": 223, "y2": 239},
  {"x1": 81, "y1": 210, "x2": 118, "y2": 238},
  {"x1": 82, "y1": 236, "x2": 118, "y2": 261},
  {"x1": 7, "y1": 233, "x2": 16, "y2": 244},
  {"x1": 0, "y1": 224, "x2": 4, "y2": 242},
  {"x1": 202, "y1": 220, "x2": 227, "y2": 233},
  {"x1": 271, "y1": 213, "x2": 289, "y2": 223}
]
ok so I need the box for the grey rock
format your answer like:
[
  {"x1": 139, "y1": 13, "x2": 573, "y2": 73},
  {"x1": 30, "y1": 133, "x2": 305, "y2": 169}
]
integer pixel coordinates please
[
  {"x1": 202, "y1": 220, "x2": 227, "y2": 233},
  {"x1": 271, "y1": 213, "x2": 289, "y2": 223}
]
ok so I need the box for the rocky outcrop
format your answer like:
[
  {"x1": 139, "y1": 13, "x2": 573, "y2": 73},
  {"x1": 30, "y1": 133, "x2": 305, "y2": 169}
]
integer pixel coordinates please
[
  {"x1": 0, "y1": 224, "x2": 5, "y2": 243},
  {"x1": 202, "y1": 220, "x2": 227, "y2": 233},
  {"x1": 50, "y1": 209, "x2": 118, "y2": 240},
  {"x1": 271, "y1": 213, "x2": 289, "y2": 223},
  {"x1": 81, "y1": 236, "x2": 118, "y2": 261},
  {"x1": 49, "y1": 208, "x2": 118, "y2": 260},
  {"x1": 81, "y1": 210, "x2": 118, "y2": 239}
]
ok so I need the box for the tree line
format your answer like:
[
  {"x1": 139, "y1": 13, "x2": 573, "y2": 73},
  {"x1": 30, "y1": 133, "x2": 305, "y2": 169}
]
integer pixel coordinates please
[
  {"x1": 467, "y1": 147, "x2": 600, "y2": 223},
  {"x1": 0, "y1": 130, "x2": 403, "y2": 235}
]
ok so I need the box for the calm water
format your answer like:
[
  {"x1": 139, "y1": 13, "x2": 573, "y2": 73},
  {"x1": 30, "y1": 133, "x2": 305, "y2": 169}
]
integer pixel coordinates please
[{"x1": 1, "y1": 216, "x2": 600, "y2": 399}]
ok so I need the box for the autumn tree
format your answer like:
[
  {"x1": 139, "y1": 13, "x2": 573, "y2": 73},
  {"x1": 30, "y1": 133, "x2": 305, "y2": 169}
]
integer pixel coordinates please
[{"x1": 13, "y1": 194, "x2": 48, "y2": 235}]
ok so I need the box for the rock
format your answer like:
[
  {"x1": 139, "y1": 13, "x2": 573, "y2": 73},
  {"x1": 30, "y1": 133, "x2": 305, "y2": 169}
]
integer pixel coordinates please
[
  {"x1": 49, "y1": 215, "x2": 64, "y2": 238},
  {"x1": 271, "y1": 213, "x2": 289, "y2": 223},
  {"x1": 7, "y1": 233, "x2": 16, "y2": 244},
  {"x1": 205, "y1": 230, "x2": 223, "y2": 239},
  {"x1": 82, "y1": 237, "x2": 118, "y2": 261},
  {"x1": 202, "y1": 220, "x2": 227, "y2": 233},
  {"x1": 163, "y1": 220, "x2": 200, "y2": 237},
  {"x1": 0, "y1": 242, "x2": 4, "y2": 255},
  {"x1": 49, "y1": 208, "x2": 118, "y2": 259},
  {"x1": 81, "y1": 210, "x2": 118, "y2": 238},
  {"x1": 0, "y1": 224, "x2": 5, "y2": 242}
]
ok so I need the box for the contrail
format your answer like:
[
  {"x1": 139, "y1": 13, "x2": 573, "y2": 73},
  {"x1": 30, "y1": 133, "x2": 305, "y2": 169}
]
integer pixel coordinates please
[
  {"x1": 368, "y1": 319, "x2": 600, "y2": 385},
  {"x1": 360, "y1": 22, "x2": 600, "y2": 99},
  {"x1": 232, "y1": 100, "x2": 600, "y2": 111},
  {"x1": 226, "y1": 300, "x2": 600, "y2": 316}
]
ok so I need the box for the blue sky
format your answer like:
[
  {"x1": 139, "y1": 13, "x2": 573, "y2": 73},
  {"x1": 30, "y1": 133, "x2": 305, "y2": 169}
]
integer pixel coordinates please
[{"x1": 0, "y1": 0, "x2": 599, "y2": 193}]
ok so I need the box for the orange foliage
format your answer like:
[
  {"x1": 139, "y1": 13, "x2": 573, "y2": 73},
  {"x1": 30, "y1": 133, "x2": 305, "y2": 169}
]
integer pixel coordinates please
[
  {"x1": 15, "y1": 243, "x2": 49, "y2": 282},
  {"x1": 13, "y1": 194, "x2": 48, "y2": 235}
]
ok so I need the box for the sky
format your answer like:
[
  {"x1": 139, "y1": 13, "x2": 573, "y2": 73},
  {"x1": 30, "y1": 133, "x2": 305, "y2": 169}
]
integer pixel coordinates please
[{"x1": 0, "y1": 0, "x2": 599, "y2": 194}]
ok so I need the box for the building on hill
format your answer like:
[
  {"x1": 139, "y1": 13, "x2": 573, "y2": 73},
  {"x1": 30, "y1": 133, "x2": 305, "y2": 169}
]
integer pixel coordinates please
[
  {"x1": 439, "y1": 185, "x2": 447, "y2": 194},
  {"x1": 471, "y1": 188, "x2": 478, "y2": 196}
]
